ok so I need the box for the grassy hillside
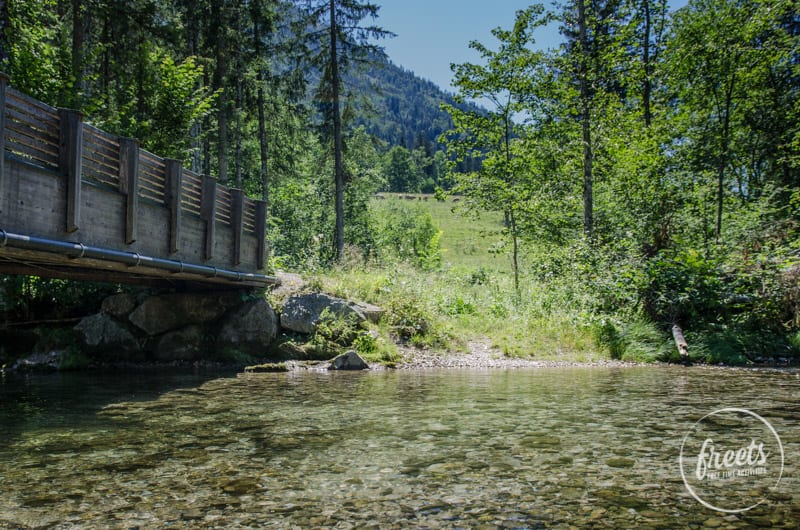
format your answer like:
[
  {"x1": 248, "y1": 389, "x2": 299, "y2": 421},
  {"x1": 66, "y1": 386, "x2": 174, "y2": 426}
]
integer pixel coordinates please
[
  {"x1": 377, "y1": 194, "x2": 508, "y2": 272},
  {"x1": 319, "y1": 193, "x2": 610, "y2": 362}
]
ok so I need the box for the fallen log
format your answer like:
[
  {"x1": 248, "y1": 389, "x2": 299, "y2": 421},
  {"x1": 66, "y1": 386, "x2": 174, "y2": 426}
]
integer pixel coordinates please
[{"x1": 672, "y1": 324, "x2": 689, "y2": 362}]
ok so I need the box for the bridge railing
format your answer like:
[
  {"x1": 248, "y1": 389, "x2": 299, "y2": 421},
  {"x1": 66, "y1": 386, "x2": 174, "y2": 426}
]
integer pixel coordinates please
[{"x1": 0, "y1": 74, "x2": 268, "y2": 284}]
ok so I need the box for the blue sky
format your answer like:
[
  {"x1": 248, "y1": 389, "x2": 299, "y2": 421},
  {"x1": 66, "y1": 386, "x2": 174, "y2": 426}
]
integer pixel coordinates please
[{"x1": 374, "y1": 1, "x2": 688, "y2": 92}]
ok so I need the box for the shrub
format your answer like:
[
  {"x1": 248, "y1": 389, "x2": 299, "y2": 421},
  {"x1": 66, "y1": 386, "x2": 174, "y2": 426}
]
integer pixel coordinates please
[{"x1": 372, "y1": 201, "x2": 442, "y2": 269}]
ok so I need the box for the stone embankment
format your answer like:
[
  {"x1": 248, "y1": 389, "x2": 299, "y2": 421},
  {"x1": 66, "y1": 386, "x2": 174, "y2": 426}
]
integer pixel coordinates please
[{"x1": 4, "y1": 271, "x2": 383, "y2": 370}]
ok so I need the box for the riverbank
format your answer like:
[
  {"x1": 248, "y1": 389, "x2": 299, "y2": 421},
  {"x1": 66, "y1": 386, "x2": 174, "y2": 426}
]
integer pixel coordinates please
[{"x1": 395, "y1": 340, "x2": 643, "y2": 369}]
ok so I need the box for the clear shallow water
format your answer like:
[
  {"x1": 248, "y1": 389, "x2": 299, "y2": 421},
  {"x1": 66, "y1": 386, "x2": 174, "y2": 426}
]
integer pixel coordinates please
[{"x1": 0, "y1": 366, "x2": 798, "y2": 529}]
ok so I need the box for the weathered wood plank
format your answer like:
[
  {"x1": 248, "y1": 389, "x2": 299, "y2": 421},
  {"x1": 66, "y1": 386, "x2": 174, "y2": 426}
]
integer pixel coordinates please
[
  {"x1": 83, "y1": 123, "x2": 119, "y2": 150},
  {"x1": 5, "y1": 106, "x2": 60, "y2": 143},
  {"x1": 7, "y1": 87, "x2": 59, "y2": 120},
  {"x1": 165, "y1": 159, "x2": 182, "y2": 254},
  {"x1": 58, "y1": 109, "x2": 83, "y2": 233},
  {"x1": 82, "y1": 165, "x2": 118, "y2": 187},
  {"x1": 119, "y1": 137, "x2": 139, "y2": 244},
  {"x1": 201, "y1": 176, "x2": 217, "y2": 260},
  {"x1": 255, "y1": 199, "x2": 266, "y2": 270},
  {"x1": 83, "y1": 151, "x2": 119, "y2": 181},
  {"x1": 5, "y1": 124, "x2": 60, "y2": 159},
  {"x1": 5, "y1": 136, "x2": 60, "y2": 167},
  {"x1": 83, "y1": 132, "x2": 120, "y2": 162},
  {"x1": 231, "y1": 188, "x2": 243, "y2": 265}
]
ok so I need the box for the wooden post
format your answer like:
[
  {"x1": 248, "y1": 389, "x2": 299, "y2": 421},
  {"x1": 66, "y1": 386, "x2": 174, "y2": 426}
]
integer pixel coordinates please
[
  {"x1": 59, "y1": 108, "x2": 83, "y2": 233},
  {"x1": 165, "y1": 158, "x2": 182, "y2": 254},
  {"x1": 118, "y1": 137, "x2": 139, "y2": 244},
  {"x1": 0, "y1": 73, "x2": 8, "y2": 209},
  {"x1": 231, "y1": 188, "x2": 243, "y2": 266},
  {"x1": 201, "y1": 176, "x2": 217, "y2": 260},
  {"x1": 255, "y1": 199, "x2": 267, "y2": 270}
]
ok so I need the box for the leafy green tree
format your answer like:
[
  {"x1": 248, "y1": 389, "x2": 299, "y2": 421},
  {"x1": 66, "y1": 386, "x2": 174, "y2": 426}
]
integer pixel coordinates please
[
  {"x1": 442, "y1": 5, "x2": 550, "y2": 296},
  {"x1": 383, "y1": 145, "x2": 420, "y2": 192},
  {"x1": 666, "y1": 0, "x2": 797, "y2": 240},
  {"x1": 298, "y1": 0, "x2": 393, "y2": 260}
]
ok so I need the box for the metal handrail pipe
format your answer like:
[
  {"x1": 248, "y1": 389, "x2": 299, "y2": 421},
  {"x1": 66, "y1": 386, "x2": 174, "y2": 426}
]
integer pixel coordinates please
[{"x1": 0, "y1": 229, "x2": 278, "y2": 286}]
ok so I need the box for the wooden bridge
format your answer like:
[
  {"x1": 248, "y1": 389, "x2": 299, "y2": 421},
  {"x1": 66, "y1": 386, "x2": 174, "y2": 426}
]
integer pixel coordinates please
[{"x1": 0, "y1": 74, "x2": 276, "y2": 289}]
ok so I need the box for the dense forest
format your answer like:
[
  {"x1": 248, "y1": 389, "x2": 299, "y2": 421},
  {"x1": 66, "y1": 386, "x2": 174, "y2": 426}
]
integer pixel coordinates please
[{"x1": 1, "y1": 0, "x2": 798, "y2": 363}]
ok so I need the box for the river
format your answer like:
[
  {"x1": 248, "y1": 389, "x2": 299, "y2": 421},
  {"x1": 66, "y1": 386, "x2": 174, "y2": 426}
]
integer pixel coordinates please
[{"x1": 0, "y1": 366, "x2": 798, "y2": 528}]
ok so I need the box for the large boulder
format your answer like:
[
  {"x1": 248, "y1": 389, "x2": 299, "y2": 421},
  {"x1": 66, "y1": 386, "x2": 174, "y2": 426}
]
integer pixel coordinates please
[
  {"x1": 129, "y1": 292, "x2": 240, "y2": 336},
  {"x1": 216, "y1": 298, "x2": 279, "y2": 356},
  {"x1": 280, "y1": 293, "x2": 369, "y2": 334},
  {"x1": 101, "y1": 293, "x2": 138, "y2": 319},
  {"x1": 329, "y1": 350, "x2": 370, "y2": 370},
  {"x1": 155, "y1": 325, "x2": 207, "y2": 361},
  {"x1": 74, "y1": 313, "x2": 140, "y2": 357}
]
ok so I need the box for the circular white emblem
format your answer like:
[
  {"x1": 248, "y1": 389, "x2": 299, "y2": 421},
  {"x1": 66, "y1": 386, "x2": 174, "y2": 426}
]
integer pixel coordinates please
[{"x1": 679, "y1": 407, "x2": 784, "y2": 513}]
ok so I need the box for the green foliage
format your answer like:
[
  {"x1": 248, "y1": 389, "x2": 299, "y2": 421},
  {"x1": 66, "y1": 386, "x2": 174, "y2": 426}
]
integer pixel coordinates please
[
  {"x1": 138, "y1": 53, "x2": 218, "y2": 160},
  {"x1": 3, "y1": 0, "x2": 65, "y2": 103},
  {"x1": 371, "y1": 201, "x2": 442, "y2": 269},
  {"x1": 0, "y1": 276, "x2": 123, "y2": 321},
  {"x1": 593, "y1": 319, "x2": 671, "y2": 362},
  {"x1": 352, "y1": 329, "x2": 401, "y2": 366}
]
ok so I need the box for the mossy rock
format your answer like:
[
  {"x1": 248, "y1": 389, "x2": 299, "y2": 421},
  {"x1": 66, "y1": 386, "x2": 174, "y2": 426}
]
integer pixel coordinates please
[{"x1": 243, "y1": 362, "x2": 288, "y2": 373}]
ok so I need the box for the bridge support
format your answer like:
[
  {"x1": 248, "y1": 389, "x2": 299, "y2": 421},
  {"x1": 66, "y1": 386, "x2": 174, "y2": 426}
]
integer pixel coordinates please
[
  {"x1": 119, "y1": 137, "x2": 140, "y2": 244},
  {"x1": 58, "y1": 108, "x2": 84, "y2": 233}
]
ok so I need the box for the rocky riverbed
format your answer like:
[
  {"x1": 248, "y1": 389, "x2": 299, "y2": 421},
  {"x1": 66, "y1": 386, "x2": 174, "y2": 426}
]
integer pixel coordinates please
[{"x1": 395, "y1": 340, "x2": 644, "y2": 370}]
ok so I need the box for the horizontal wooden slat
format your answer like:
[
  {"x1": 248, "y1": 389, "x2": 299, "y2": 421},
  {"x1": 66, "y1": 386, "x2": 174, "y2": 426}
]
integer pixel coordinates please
[
  {"x1": 82, "y1": 158, "x2": 119, "y2": 185},
  {"x1": 83, "y1": 146, "x2": 119, "y2": 175},
  {"x1": 5, "y1": 123, "x2": 60, "y2": 158},
  {"x1": 181, "y1": 200, "x2": 201, "y2": 216},
  {"x1": 7, "y1": 87, "x2": 59, "y2": 118},
  {"x1": 243, "y1": 198, "x2": 257, "y2": 232},
  {"x1": 83, "y1": 132, "x2": 120, "y2": 162},
  {"x1": 83, "y1": 124, "x2": 119, "y2": 150},
  {"x1": 138, "y1": 184, "x2": 164, "y2": 203},
  {"x1": 5, "y1": 135, "x2": 59, "y2": 167},
  {"x1": 82, "y1": 165, "x2": 118, "y2": 187},
  {"x1": 5, "y1": 106, "x2": 59, "y2": 142},
  {"x1": 139, "y1": 149, "x2": 164, "y2": 166}
]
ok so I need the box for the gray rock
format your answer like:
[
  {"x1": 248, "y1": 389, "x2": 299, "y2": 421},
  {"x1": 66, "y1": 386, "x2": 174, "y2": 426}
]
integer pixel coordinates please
[
  {"x1": 155, "y1": 325, "x2": 207, "y2": 361},
  {"x1": 129, "y1": 292, "x2": 240, "y2": 335},
  {"x1": 101, "y1": 293, "x2": 137, "y2": 319},
  {"x1": 74, "y1": 313, "x2": 139, "y2": 355},
  {"x1": 329, "y1": 350, "x2": 370, "y2": 370},
  {"x1": 350, "y1": 301, "x2": 384, "y2": 323},
  {"x1": 280, "y1": 293, "x2": 368, "y2": 334},
  {"x1": 10, "y1": 350, "x2": 66, "y2": 371},
  {"x1": 272, "y1": 271, "x2": 307, "y2": 298},
  {"x1": 216, "y1": 298, "x2": 279, "y2": 356}
]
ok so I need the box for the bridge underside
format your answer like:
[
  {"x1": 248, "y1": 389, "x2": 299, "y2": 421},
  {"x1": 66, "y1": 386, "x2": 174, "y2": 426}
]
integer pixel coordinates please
[{"x1": 0, "y1": 231, "x2": 274, "y2": 289}]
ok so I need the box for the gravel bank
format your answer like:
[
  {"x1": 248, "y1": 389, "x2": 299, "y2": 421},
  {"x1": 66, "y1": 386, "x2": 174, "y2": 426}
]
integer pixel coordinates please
[{"x1": 395, "y1": 340, "x2": 643, "y2": 370}]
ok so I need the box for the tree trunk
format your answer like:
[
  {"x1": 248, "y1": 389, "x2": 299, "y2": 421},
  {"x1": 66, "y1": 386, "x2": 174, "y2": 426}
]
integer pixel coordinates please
[
  {"x1": 71, "y1": 0, "x2": 85, "y2": 108},
  {"x1": 330, "y1": 0, "x2": 345, "y2": 259},
  {"x1": 254, "y1": 18, "x2": 269, "y2": 206},
  {"x1": 642, "y1": 0, "x2": 652, "y2": 127},
  {"x1": 213, "y1": 0, "x2": 228, "y2": 183},
  {"x1": 716, "y1": 69, "x2": 736, "y2": 241},
  {"x1": 510, "y1": 209, "x2": 520, "y2": 300},
  {"x1": 235, "y1": 76, "x2": 242, "y2": 188},
  {"x1": 577, "y1": 0, "x2": 593, "y2": 239},
  {"x1": 0, "y1": 0, "x2": 7, "y2": 67}
]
